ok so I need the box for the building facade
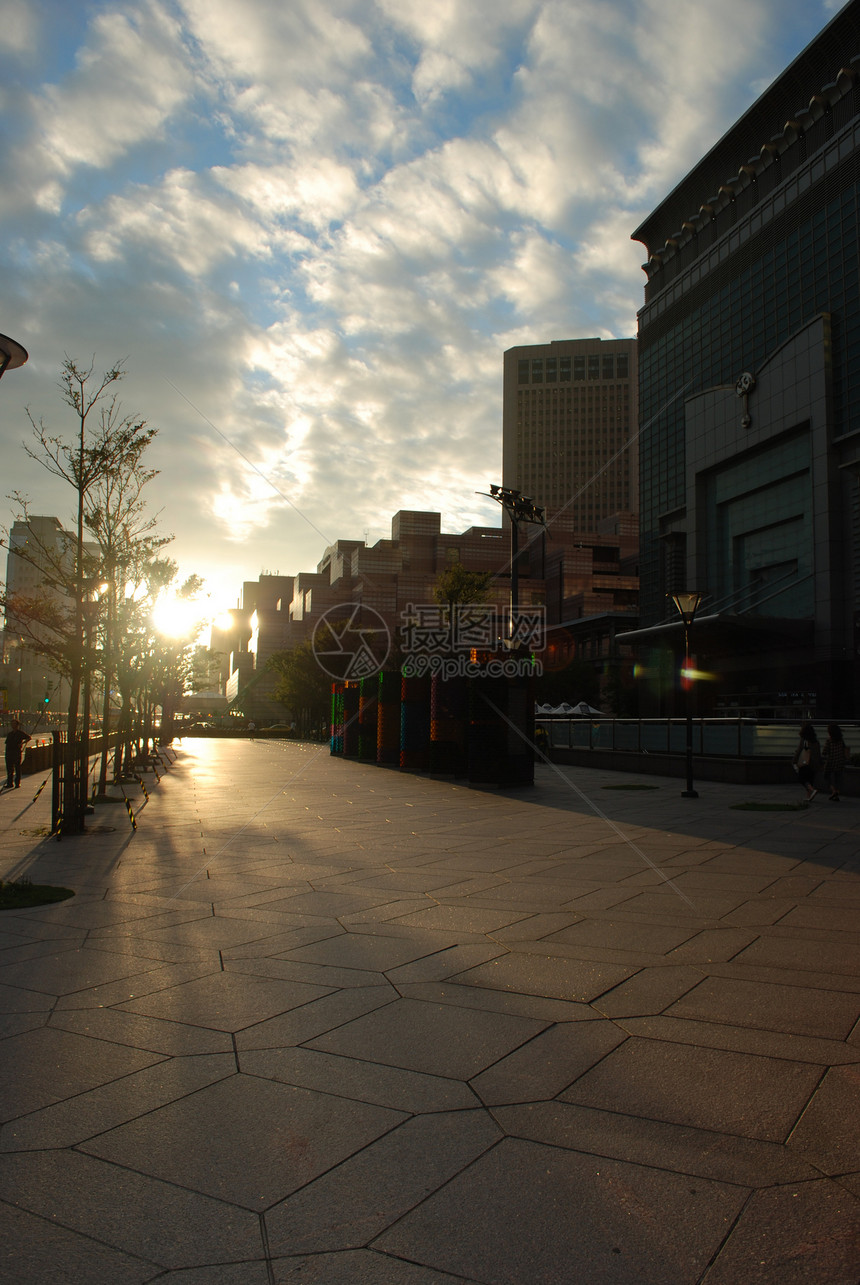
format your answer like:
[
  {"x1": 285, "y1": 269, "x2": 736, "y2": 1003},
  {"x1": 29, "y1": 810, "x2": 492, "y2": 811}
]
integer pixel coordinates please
[
  {"x1": 214, "y1": 507, "x2": 640, "y2": 720},
  {"x1": 502, "y1": 337, "x2": 638, "y2": 534},
  {"x1": 2, "y1": 517, "x2": 72, "y2": 719},
  {"x1": 215, "y1": 514, "x2": 528, "y2": 723},
  {"x1": 632, "y1": 0, "x2": 860, "y2": 716}
]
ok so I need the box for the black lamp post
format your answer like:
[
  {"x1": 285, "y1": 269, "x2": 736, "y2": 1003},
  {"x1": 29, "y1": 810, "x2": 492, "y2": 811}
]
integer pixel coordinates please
[{"x1": 671, "y1": 590, "x2": 702, "y2": 798}]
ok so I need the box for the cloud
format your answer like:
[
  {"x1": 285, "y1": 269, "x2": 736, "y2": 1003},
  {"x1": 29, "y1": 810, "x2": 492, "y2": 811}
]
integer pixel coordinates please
[
  {"x1": 180, "y1": 0, "x2": 373, "y2": 87},
  {"x1": 375, "y1": 0, "x2": 538, "y2": 104},
  {"x1": 0, "y1": 0, "x2": 38, "y2": 54},
  {"x1": 2, "y1": 2, "x2": 194, "y2": 217},
  {"x1": 0, "y1": 0, "x2": 837, "y2": 604},
  {"x1": 214, "y1": 159, "x2": 359, "y2": 229},
  {"x1": 80, "y1": 169, "x2": 279, "y2": 276},
  {"x1": 179, "y1": 0, "x2": 412, "y2": 162}
]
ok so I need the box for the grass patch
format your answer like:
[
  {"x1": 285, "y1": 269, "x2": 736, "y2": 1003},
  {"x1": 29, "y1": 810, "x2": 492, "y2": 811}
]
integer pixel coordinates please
[
  {"x1": 0, "y1": 878, "x2": 74, "y2": 910},
  {"x1": 602, "y1": 783, "x2": 659, "y2": 791},
  {"x1": 730, "y1": 801, "x2": 809, "y2": 812}
]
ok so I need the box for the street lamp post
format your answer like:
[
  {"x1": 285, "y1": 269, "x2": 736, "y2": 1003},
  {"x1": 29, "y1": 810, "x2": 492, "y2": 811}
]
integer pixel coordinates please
[{"x1": 670, "y1": 591, "x2": 703, "y2": 798}]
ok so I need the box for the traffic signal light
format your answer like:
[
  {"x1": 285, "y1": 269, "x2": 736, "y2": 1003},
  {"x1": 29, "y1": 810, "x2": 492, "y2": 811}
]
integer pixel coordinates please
[{"x1": 43, "y1": 693, "x2": 50, "y2": 705}]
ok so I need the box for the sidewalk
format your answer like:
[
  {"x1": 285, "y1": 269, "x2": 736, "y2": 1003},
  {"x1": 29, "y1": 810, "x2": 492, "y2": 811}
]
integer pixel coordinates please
[{"x1": 0, "y1": 739, "x2": 858, "y2": 1284}]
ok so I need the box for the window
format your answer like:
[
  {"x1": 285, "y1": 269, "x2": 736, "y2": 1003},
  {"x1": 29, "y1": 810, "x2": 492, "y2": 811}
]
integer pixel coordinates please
[
  {"x1": 532, "y1": 359, "x2": 543, "y2": 383},
  {"x1": 574, "y1": 357, "x2": 586, "y2": 380},
  {"x1": 518, "y1": 359, "x2": 529, "y2": 383},
  {"x1": 588, "y1": 356, "x2": 600, "y2": 380},
  {"x1": 545, "y1": 358, "x2": 557, "y2": 382},
  {"x1": 602, "y1": 355, "x2": 614, "y2": 379},
  {"x1": 560, "y1": 357, "x2": 571, "y2": 381}
]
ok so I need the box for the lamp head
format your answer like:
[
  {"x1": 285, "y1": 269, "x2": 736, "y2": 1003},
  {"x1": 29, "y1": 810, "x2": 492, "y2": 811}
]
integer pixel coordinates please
[{"x1": 670, "y1": 591, "x2": 703, "y2": 624}]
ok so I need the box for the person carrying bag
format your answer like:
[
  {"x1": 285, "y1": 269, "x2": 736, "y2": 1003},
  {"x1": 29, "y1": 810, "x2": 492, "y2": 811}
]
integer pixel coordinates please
[{"x1": 792, "y1": 722, "x2": 822, "y2": 801}]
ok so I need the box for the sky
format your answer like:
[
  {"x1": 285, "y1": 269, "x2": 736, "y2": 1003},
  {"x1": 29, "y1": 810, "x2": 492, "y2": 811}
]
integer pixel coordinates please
[{"x1": 0, "y1": 0, "x2": 842, "y2": 621}]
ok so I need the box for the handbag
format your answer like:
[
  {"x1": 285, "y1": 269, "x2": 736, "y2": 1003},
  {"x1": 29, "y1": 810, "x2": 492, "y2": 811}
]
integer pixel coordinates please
[{"x1": 798, "y1": 742, "x2": 811, "y2": 766}]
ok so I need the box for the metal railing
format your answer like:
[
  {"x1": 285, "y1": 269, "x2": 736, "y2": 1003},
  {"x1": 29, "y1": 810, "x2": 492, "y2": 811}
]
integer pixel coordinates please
[{"x1": 536, "y1": 717, "x2": 858, "y2": 760}]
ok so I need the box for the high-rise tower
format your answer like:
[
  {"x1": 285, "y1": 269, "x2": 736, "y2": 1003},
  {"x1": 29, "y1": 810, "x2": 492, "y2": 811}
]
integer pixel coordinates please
[{"x1": 502, "y1": 337, "x2": 638, "y2": 533}]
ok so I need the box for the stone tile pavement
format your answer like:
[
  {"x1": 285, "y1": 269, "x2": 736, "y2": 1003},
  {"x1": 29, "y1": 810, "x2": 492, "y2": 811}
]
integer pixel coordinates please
[{"x1": 0, "y1": 738, "x2": 858, "y2": 1283}]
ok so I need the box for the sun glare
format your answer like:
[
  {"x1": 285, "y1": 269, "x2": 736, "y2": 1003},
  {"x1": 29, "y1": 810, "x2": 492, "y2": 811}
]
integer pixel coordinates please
[{"x1": 152, "y1": 593, "x2": 204, "y2": 640}]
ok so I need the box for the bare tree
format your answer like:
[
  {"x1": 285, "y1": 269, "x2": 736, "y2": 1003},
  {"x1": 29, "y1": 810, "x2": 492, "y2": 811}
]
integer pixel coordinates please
[{"x1": 3, "y1": 358, "x2": 168, "y2": 830}]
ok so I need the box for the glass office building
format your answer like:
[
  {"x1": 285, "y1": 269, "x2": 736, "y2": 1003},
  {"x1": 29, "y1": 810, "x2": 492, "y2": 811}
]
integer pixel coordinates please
[{"x1": 632, "y1": 0, "x2": 860, "y2": 716}]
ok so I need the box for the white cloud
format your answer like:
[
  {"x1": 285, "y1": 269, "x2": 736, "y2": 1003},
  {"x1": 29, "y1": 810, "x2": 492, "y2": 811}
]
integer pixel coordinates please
[
  {"x1": 179, "y1": 0, "x2": 412, "y2": 161},
  {"x1": 214, "y1": 159, "x2": 359, "y2": 228},
  {"x1": 0, "y1": 0, "x2": 837, "y2": 594},
  {"x1": 41, "y1": 4, "x2": 189, "y2": 165},
  {"x1": 575, "y1": 207, "x2": 648, "y2": 293},
  {"x1": 0, "y1": 0, "x2": 38, "y2": 53},
  {"x1": 79, "y1": 169, "x2": 279, "y2": 275},
  {"x1": 376, "y1": 0, "x2": 538, "y2": 103},
  {"x1": 1, "y1": 1, "x2": 193, "y2": 217},
  {"x1": 179, "y1": 0, "x2": 373, "y2": 86}
]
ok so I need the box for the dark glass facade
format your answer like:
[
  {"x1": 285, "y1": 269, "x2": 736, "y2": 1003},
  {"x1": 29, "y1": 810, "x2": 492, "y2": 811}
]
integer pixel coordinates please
[
  {"x1": 633, "y1": 2, "x2": 860, "y2": 714},
  {"x1": 640, "y1": 170, "x2": 860, "y2": 619}
]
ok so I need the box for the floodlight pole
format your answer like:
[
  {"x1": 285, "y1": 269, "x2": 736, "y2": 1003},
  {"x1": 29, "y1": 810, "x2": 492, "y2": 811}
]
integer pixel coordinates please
[
  {"x1": 671, "y1": 591, "x2": 702, "y2": 798},
  {"x1": 483, "y1": 485, "x2": 546, "y2": 644},
  {"x1": 510, "y1": 514, "x2": 520, "y2": 620}
]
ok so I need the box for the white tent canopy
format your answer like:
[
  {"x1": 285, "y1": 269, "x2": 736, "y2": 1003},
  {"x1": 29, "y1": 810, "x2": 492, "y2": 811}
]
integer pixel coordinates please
[{"x1": 535, "y1": 701, "x2": 604, "y2": 717}]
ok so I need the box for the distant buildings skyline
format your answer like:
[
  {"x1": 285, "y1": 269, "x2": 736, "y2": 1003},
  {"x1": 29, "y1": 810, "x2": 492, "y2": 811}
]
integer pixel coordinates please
[{"x1": 210, "y1": 502, "x2": 640, "y2": 723}]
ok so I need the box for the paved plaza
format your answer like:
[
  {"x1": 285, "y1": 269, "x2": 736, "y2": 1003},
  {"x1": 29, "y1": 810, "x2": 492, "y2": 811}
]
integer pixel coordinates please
[{"x1": 0, "y1": 737, "x2": 858, "y2": 1284}]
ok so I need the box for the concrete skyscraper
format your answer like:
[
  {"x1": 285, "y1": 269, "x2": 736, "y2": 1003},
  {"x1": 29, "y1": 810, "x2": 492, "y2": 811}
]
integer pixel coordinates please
[{"x1": 502, "y1": 337, "x2": 638, "y2": 534}]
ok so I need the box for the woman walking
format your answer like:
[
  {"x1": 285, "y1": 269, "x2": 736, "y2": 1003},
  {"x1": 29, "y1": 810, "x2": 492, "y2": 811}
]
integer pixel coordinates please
[
  {"x1": 822, "y1": 723, "x2": 848, "y2": 801},
  {"x1": 793, "y1": 722, "x2": 822, "y2": 801}
]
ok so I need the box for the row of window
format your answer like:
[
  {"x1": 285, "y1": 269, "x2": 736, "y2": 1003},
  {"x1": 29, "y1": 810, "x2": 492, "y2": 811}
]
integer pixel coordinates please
[
  {"x1": 518, "y1": 419, "x2": 630, "y2": 427},
  {"x1": 520, "y1": 452, "x2": 630, "y2": 461},
  {"x1": 518, "y1": 383, "x2": 631, "y2": 395},
  {"x1": 518, "y1": 395, "x2": 630, "y2": 403},
  {"x1": 517, "y1": 354, "x2": 630, "y2": 383},
  {"x1": 520, "y1": 420, "x2": 630, "y2": 429}
]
